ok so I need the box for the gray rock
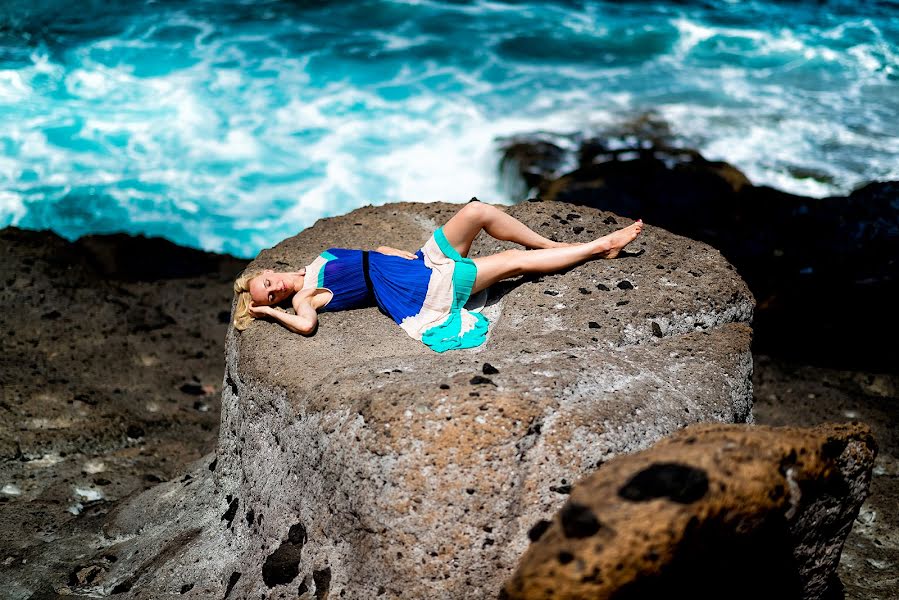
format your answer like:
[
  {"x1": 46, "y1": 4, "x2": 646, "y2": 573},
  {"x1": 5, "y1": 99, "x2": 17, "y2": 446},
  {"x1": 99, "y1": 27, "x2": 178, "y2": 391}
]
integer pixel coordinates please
[{"x1": 0, "y1": 202, "x2": 755, "y2": 599}]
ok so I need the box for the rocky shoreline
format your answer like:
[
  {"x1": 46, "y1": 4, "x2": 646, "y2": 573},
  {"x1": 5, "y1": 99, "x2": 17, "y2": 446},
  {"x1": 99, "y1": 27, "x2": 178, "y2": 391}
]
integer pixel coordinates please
[
  {"x1": 499, "y1": 115, "x2": 899, "y2": 371},
  {"x1": 1, "y1": 142, "x2": 896, "y2": 597},
  {"x1": 0, "y1": 227, "x2": 245, "y2": 563}
]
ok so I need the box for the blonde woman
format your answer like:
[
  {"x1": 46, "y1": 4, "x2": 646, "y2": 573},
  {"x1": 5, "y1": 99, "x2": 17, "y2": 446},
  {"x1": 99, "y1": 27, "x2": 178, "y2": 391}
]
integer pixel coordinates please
[{"x1": 233, "y1": 200, "x2": 643, "y2": 352}]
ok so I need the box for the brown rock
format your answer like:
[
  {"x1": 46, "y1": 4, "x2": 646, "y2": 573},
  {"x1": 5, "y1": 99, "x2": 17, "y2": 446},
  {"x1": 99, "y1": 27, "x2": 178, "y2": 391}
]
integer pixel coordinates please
[{"x1": 503, "y1": 422, "x2": 877, "y2": 600}]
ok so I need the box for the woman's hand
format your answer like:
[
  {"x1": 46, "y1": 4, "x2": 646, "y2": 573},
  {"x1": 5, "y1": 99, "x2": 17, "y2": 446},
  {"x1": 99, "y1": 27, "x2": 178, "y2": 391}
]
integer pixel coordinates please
[
  {"x1": 376, "y1": 246, "x2": 417, "y2": 260},
  {"x1": 248, "y1": 302, "x2": 275, "y2": 319}
]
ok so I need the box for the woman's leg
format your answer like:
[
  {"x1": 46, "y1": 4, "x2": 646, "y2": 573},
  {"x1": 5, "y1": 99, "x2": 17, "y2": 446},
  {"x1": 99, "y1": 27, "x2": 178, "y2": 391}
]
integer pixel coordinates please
[
  {"x1": 440, "y1": 200, "x2": 573, "y2": 257},
  {"x1": 470, "y1": 220, "x2": 643, "y2": 294}
]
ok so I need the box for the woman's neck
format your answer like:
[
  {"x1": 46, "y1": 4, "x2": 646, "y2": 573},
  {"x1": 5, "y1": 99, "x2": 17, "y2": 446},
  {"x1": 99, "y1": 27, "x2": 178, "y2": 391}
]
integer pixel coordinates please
[{"x1": 290, "y1": 271, "x2": 305, "y2": 292}]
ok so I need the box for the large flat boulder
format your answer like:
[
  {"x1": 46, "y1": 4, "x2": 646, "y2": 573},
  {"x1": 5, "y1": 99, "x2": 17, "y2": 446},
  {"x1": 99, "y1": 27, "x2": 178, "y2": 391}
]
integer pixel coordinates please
[
  {"x1": 208, "y1": 201, "x2": 754, "y2": 598},
  {"x1": 6, "y1": 201, "x2": 755, "y2": 599}
]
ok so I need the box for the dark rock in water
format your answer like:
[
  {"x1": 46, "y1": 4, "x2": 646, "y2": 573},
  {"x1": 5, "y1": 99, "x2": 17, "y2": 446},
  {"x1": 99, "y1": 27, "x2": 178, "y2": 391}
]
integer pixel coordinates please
[
  {"x1": 501, "y1": 133, "x2": 899, "y2": 370},
  {"x1": 504, "y1": 422, "x2": 877, "y2": 600},
  {"x1": 498, "y1": 138, "x2": 569, "y2": 198}
]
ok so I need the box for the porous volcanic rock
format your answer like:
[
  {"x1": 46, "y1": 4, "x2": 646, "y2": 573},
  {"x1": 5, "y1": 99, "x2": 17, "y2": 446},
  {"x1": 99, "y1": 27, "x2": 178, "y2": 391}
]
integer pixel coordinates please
[
  {"x1": 3, "y1": 201, "x2": 755, "y2": 599},
  {"x1": 503, "y1": 422, "x2": 877, "y2": 600},
  {"x1": 191, "y1": 201, "x2": 753, "y2": 598}
]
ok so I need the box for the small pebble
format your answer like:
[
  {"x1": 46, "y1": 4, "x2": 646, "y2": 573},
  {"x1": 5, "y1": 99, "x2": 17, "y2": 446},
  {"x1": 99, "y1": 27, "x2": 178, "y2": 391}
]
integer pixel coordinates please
[{"x1": 2, "y1": 484, "x2": 22, "y2": 496}]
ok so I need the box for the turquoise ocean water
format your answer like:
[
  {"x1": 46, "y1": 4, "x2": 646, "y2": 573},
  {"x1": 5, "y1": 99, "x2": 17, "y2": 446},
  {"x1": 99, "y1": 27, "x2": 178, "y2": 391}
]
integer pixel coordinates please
[{"x1": 1, "y1": 0, "x2": 896, "y2": 257}]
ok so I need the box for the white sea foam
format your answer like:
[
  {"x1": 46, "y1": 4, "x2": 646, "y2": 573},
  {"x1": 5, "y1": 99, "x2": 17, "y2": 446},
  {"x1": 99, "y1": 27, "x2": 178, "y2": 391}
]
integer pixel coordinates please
[
  {"x1": 0, "y1": 1, "x2": 894, "y2": 256},
  {"x1": 0, "y1": 70, "x2": 30, "y2": 101}
]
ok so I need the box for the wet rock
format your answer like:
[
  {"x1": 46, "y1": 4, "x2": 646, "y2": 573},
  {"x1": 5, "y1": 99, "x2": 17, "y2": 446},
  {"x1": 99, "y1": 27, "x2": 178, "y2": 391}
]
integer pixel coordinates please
[
  {"x1": 501, "y1": 131, "x2": 899, "y2": 370},
  {"x1": 504, "y1": 422, "x2": 877, "y2": 600}
]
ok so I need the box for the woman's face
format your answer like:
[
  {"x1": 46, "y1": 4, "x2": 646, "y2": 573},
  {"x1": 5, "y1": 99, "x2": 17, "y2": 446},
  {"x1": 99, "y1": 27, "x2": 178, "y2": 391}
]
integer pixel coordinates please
[{"x1": 249, "y1": 270, "x2": 296, "y2": 306}]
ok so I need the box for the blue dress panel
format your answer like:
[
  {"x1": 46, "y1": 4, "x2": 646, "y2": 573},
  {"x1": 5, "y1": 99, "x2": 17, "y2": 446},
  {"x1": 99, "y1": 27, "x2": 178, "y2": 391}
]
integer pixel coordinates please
[{"x1": 300, "y1": 227, "x2": 489, "y2": 352}]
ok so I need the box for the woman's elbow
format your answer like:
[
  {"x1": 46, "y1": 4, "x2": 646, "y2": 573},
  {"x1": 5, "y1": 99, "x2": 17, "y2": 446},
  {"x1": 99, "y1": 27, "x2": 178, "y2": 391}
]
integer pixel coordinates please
[{"x1": 292, "y1": 319, "x2": 317, "y2": 336}]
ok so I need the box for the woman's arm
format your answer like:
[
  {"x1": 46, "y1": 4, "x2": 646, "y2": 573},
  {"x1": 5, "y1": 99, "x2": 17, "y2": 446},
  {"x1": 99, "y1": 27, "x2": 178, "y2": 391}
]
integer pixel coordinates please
[
  {"x1": 248, "y1": 300, "x2": 317, "y2": 335},
  {"x1": 375, "y1": 246, "x2": 417, "y2": 260}
]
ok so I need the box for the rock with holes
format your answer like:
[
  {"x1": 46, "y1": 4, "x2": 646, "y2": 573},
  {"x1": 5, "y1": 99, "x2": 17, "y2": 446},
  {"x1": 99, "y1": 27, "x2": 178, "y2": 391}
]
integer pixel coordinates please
[
  {"x1": 503, "y1": 422, "x2": 877, "y2": 600},
  {"x1": 26, "y1": 201, "x2": 754, "y2": 598}
]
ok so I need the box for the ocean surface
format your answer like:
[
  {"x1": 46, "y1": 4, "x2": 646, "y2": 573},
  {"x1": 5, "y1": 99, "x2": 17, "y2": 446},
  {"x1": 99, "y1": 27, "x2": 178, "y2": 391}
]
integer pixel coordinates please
[{"x1": 1, "y1": 0, "x2": 897, "y2": 257}]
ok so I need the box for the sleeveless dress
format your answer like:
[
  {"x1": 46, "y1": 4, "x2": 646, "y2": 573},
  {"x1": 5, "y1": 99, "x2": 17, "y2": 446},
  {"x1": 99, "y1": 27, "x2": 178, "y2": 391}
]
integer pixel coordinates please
[{"x1": 300, "y1": 226, "x2": 489, "y2": 352}]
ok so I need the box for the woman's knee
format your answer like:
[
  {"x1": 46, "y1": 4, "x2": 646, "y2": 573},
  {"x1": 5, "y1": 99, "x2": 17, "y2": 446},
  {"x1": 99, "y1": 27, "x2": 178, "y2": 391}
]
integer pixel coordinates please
[{"x1": 466, "y1": 199, "x2": 505, "y2": 225}]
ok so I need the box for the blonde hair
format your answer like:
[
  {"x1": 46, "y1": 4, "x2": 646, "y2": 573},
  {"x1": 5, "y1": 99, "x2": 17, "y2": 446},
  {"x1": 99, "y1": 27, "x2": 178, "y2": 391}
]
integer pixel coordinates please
[{"x1": 232, "y1": 269, "x2": 263, "y2": 331}]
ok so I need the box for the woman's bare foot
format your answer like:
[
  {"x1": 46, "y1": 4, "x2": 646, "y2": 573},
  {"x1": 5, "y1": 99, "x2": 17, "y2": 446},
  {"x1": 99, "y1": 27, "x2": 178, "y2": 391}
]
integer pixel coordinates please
[{"x1": 595, "y1": 219, "x2": 644, "y2": 259}]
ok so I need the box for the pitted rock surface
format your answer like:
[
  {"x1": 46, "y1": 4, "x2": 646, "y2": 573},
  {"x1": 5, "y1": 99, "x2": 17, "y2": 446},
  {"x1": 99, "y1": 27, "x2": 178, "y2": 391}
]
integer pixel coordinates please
[
  {"x1": 208, "y1": 201, "x2": 754, "y2": 598},
  {"x1": 503, "y1": 422, "x2": 877, "y2": 600},
  {"x1": 10, "y1": 201, "x2": 754, "y2": 599}
]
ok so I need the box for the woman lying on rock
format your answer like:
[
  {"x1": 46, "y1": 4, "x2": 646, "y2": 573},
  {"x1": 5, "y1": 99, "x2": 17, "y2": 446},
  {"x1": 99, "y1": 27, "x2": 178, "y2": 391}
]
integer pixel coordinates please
[{"x1": 233, "y1": 200, "x2": 643, "y2": 352}]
